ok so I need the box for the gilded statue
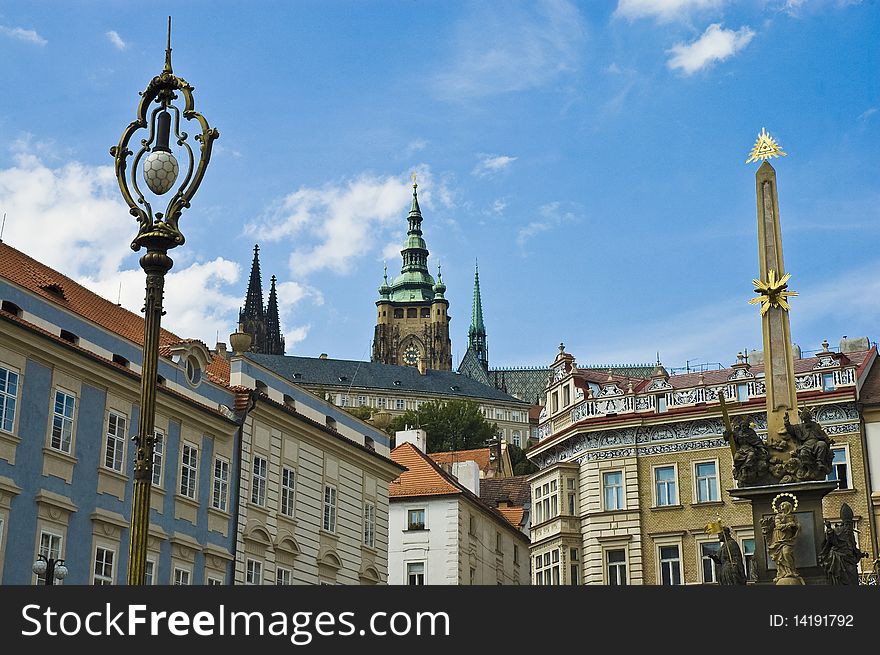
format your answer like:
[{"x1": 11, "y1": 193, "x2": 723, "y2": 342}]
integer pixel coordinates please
[{"x1": 761, "y1": 493, "x2": 804, "y2": 585}]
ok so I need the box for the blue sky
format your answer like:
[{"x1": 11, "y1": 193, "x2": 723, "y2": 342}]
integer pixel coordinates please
[{"x1": 0, "y1": 1, "x2": 877, "y2": 373}]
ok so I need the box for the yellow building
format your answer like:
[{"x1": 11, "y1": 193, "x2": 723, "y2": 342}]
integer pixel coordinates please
[{"x1": 527, "y1": 342, "x2": 877, "y2": 585}]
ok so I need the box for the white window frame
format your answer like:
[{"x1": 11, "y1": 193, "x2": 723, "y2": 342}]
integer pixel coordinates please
[
  {"x1": 656, "y1": 540, "x2": 683, "y2": 586},
  {"x1": 173, "y1": 567, "x2": 191, "y2": 586},
  {"x1": 179, "y1": 443, "x2": 199, "y2": 499},
  {"x1": 512, "y1": 430, "x2": 521, "y2": 447},
  {"x1": 280, "y1": 467, "x2": 296, "y2": 517},
  {"x1": 0, "y1": 364, "x2": 20, "y2": 434},
  {"x1": 104, "y1": 411, "x2": 127, "y2": 472},
  {"x1": 212, "y1": 456, "x2": 229, "y2": 512},
  {"x1": 604, "y1": 547, "x2": 627, "y2": 586},
  {"x1": 395, "y1": 399, "x2": 405, "y2": 411},
  {"x1": 741, "y1": 536, "x2": 756, "y2": 582},
  {"x1": 276, "y1": 566, "x2": 292, "y2": 586},
  {"x1": 364, "y1": 501, "x2": 376, "y2": 548},
  {"x1": 323, "y1": 484, "x2": 337, "y2": 533},
  {"x1": 207, "y1": 576, "x2": 224, "y2": 586},
  {"x1": 151, "y1": 428, "x2": 164, "y2": 487},
  {"x1": 407, "y1": 507, "x2": 426, "y2": 531},
  {"x1": 602, "y1": 470, "x2": 625, "y2": 511},
  {"x1": 698, "y1": 538, "x2": 721, "y2": 584},
  {"x1": 144, "y1": 559, "x2": 156, "y2": 585},
  {"x1": 693, "y1": 459, "x2": 720, "y2": 503},
  {"x1": 827, "y1": 444, "x2": 851, "y2": 490},
  {"x1": 50, "y1": 388, "x2": 76, "y2": 454},
  {"x1": 93, "y1": 545, "x2": 115, "y2": 585},
  {"x1": 653, "y1": 463, "x2": 679, "y2": 507},
  {"x1": 406, "y1": 561, "x2": 426, "y2": 585},
  {"x1": 251, "y1": 455, "x2": 267, "y2": 506},
  {"x1": 245, "y1": 558, "x2": 263, "y2": 585},
  {"x1": 35, "y1": 530, "x2": 63, "y2": 585}
]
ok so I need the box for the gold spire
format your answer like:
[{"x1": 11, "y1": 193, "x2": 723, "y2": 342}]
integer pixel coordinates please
[
  {"x1": 746, "y1": 127, "x2": 786, "y2": 164},
  {"x1": 411, "y1": 171, "x2": 418, "y2": 190}
]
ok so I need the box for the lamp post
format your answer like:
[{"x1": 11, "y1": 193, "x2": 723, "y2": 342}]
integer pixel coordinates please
[
  {"x1": 32, "y1": 554, "x2": 68, "y2": 586},
  {"x1": 110, "y1": 17, "x2": 218, "y2": 585}
]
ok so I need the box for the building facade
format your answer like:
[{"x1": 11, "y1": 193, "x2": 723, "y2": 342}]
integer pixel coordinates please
[
  {"x1": 526, "y1": 342, "x2": 878, "y2": 585},
  {"x1": 244, "y1": 352, "x2": 533, "y2": 448},
  {"x1": 0, "y1": 241, "x2": 401, "y2": 585},
  {"x1": 388, "y1": 430, "x2": 530, "y2": 585}
]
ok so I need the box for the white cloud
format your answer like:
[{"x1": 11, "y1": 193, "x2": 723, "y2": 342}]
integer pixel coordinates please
[
  {"x1": 0, "y1": 146, "x2": 260, "y2": 347},
  {"x1": 667, "y1": 23, "x2": 755, "y2": 75},
  {"x1": 472, "y1": 154, "x2": 517, "y2": 178},
  {"x1": 405, "y1": 139, "x2": 428, "y2": 155},
  {"x1": 614, "y1": 0, "x2": 724, "y2": 22},
  {"x1": 106, "y1": 30, "x2": 126, "y2": 50},
  {"x1": 516, "y1": 201, "x2": 578, "y2": 254},
  {"x1": 246, "y1": 166, "x2": 452, "y2": 277},
  {"x1": 490, "y1": 198, "x2": 508, "y2": 215},
  {"x1": 858, "y1": 107, "x2": 877, "y2": 121},
  {"x1": 433, "y1": 0, "x2": 585, "y2": 99},
  {"x1": 0, "y1": 25, "x2": 47, "y2": 46},
  {"x1": 284, "y1": 325, "x2": 311, "y2": 351}
]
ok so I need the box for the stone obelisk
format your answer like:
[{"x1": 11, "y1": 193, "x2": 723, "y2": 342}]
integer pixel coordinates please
[{"x1": 746, "y1": 129, "x2": 799, "y2": 447}]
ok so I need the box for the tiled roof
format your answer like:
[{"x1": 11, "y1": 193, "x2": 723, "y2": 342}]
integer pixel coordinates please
[
  {"x1": 497, "y1": 506, "x2": 525, "y2": 530},
  {"x1": 429, "y1": 447, "x2": 493, "y2": 474},
  {"x1": 246, "y1": 353, "x2": 529, "y2": 404},
  {"x1": 390, "y1": 442, "x2": 465, "y2": 498},
  {"x1": 858, "y1": 351, "x2": 880, "y2": 405},
  {"x1": 479, "y1": 475, "x2": 531, "y2": 507},
  {"x1": 389, "y1": 443, "x2": 530, "y2": 542},
  {"x1": 0, "y1": 241, "x2": 180, "y2": 348}
]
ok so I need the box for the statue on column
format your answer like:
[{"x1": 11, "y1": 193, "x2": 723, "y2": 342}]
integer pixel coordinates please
[
  {"x1": 818, "y1": 503, "x2": 869, "y2": 585},
  {"x1": 707, "y1": 526, "x2": 747, "y2": 585},
  {"x1": 726, "y1": 415, "x2": 772, "y2": 485},
  {"x1": 761, "y1": 493, "x2": 804, "y2": 585},
  {"x1": 781, "y1": 407, "x2": 834, "y2": 482}
]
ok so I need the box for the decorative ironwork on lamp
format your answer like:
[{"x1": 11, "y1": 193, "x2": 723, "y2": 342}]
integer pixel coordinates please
[{"x1": 110, "y1": 16, "x2": 218, "y2": 585}]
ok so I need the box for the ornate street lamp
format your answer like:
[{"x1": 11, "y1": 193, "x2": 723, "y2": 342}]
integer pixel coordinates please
[
  {"x1": 110, "y1": 17, "x2": 218, "y2": 585},
  {"x1": 32, "y1": 554, "x2": 69, "y2": 586}
]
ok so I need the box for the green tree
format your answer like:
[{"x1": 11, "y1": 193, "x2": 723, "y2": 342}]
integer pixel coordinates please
[
  {"x1": 387, "y1": 399, "x2": 499, "y2": 453},
  {"x1": 508, "y1": 443, "x2": 538, "y2": 476},
  {"x1": 343, "y1": 405, "x2": 375, "y2": 421}
]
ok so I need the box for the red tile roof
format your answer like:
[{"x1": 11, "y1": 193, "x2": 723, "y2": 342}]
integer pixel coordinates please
[
  {"x1": 391, "y1": 442, "x2": 465, "y2": 498},
  {"x1": 0, "y1": 241, "x2": 180, "y2": 348},
  {"x1": 497, "y1": 506, "x2": 525, "y2": 529},
  {"x1": 429, "y1": 447, "x2": 493, "y2": 474},
  {"x1": 390, "y1": 443, "x2": 530, "y2": 542}
]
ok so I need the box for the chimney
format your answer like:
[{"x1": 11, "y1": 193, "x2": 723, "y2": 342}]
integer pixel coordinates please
[
  {"x1": 451, "y1": 460, "x2": 480, "y2": 496},
  {"x1": 396, "y1": 428, "x2": 427, "y2": 452},
  {"x1": 215, "y1": 341, "x2": 228, "y2": 358},
  {"x1": 417, "y1": 354, "x2": 427, "y2": 375}
]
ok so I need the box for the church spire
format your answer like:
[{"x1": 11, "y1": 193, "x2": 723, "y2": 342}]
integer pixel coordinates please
[
  {"x1": 243, "y1": 244, "x2": 265, "y2": 319},
  {"x1": 265, "y1": 275, "x2": 285, "y2": 355},
  {"x1": 468, "y1": 260, "x2": 488, "y2": 372}
]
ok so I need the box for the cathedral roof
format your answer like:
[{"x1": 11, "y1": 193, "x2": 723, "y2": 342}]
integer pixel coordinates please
[
  {"x1": 382, "y1": 180, "x2": 438, "y2": 303},
  {"x1": 247, "y1": 352, "x2": 529, "y2": 405}
]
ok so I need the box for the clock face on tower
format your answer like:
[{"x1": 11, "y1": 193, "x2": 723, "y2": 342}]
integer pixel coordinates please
[{"x1": 403, "y1": 344, "x2": 420, "y2": 366}]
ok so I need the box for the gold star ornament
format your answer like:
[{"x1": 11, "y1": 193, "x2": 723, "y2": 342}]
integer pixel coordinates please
[
  {"x1": 749, "y1": 269, "x2": 798, "y2": 315},
  {"x1": 746, "y1": 128, "x2": 787, "y2": 164}
]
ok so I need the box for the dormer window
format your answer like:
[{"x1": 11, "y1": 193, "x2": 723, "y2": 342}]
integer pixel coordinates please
[
  {"x1": 40, "y1": 283, "x2": 66, "y2": 300},
  {"x1": 0, "y1": 300, "x2": 22, "y2": 317},
  {"x1": 185, "y1": 356, "x2": 202, "y2": 386},
  {"x1": 112, "y1": 354, "x2": 130, "y2": 368},
  {"x1": 59, "y1": 329, "x2": 79, "y2": 345}
]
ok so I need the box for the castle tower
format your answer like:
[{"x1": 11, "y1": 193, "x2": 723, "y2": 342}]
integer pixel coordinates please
[
  {"x1": 265, "y1": 275, "x2": 285, "y2": 355},
  {"x1": 372, "y1": 176, "x2": 452, "y2": 370}
]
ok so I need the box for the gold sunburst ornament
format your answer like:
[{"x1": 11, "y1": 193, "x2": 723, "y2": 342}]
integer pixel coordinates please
[
  {"x1": 749, "y1": 269, "x2": 798, "y2": 315},
  {"x1": 746, "y1": 128, "x2": 787, "y2": 164}
]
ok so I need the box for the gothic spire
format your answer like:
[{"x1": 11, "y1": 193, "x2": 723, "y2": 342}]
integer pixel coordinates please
[
  {"x1": 470, "y1": 260, "x2": 486, "y2": 336},
  {"x1": 468, "y1": 260, "x2": 488, "y2": 372},
  {"x1": 265, "y1": 275, "x2": 285, "y2": 355},
  {"x1": 243, "y1": 244, "x2": 265, "y2": 319}
]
